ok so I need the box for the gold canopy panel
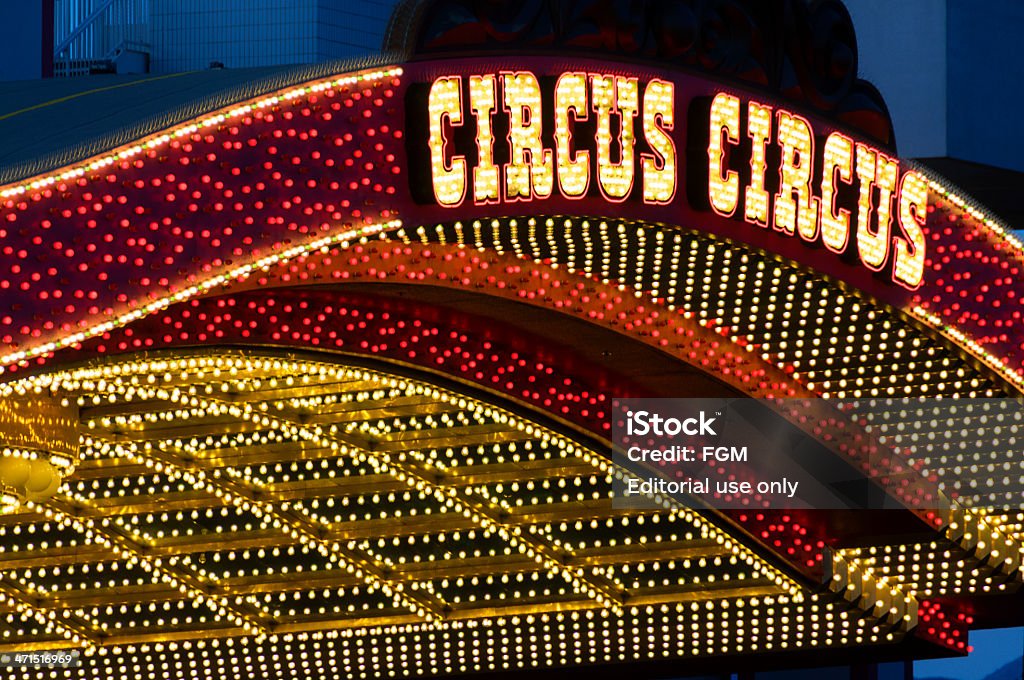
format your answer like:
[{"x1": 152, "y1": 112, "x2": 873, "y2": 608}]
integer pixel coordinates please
[{"x1": 0, "y1": 349, "x2": 914, "y2": 679}]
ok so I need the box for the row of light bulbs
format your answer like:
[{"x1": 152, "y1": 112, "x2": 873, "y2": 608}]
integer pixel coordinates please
[{"x1": 0, "y1": 353, "x2": 810, "y2": 661}]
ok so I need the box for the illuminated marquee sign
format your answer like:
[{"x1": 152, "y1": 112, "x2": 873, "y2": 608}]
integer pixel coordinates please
[
  {"x1": 424, "y1": 71, "x2": 676, "y2": 206},
  {"x1": 414, "y1": 69, "x2": 927, "y2": 289},
  {"x1": 705, "y1": 93, "x2": 927, "y2": 291}
]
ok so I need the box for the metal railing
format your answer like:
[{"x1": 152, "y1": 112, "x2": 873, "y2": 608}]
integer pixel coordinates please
[{"x1": 53, "y1": 0, "x2": 151, "y2": 76}]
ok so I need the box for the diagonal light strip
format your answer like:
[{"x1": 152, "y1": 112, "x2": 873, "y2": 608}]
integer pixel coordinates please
[
  {"x1": 34, "y1": 478, "x2": 271, "y2": 639},
  {"x1": 0, "y1": 219, "x2": 401, "y2": 373},
  {"x1": 83, "y1": 429, "x2": 443, "y2": 623}
]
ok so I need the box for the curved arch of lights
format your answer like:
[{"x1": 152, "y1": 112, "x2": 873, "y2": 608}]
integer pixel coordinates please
[
  {"x1": 48, "y1": 218, "x2": 1016, "y2": 510},
  {"x1": 0, "y1": 58, "x2": 1020, "y2": 673},
  {"x1": 40, "y1": 212, "x2": 1024, "y2": 596},
  {"x1": 0, "y1": 62, "x2": 1018, "y2": 393}
]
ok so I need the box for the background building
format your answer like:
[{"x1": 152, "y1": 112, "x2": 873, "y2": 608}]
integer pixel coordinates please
[
  {"x1": 846, "y1": 0, "x2": 1024, "y2": 230},
  {"x1": 1, "y1": 0, "x2": 395, "y2": 78},
  {"x1": 146, "y1": 0, "x2": 394, "y2": 73}
]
